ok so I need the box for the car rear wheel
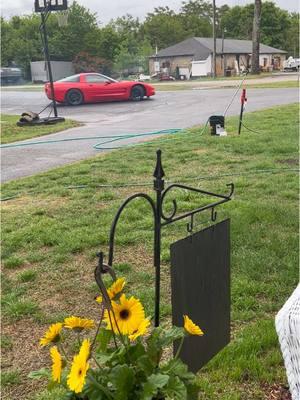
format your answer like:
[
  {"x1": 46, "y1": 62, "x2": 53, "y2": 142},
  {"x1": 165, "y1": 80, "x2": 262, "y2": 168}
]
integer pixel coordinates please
[
  {"x1": 130, "y1": 85, "x2": 145, "y2": 101},
  {"x1": 66, "y1": 89, "x2": 83, "y2": 106}
]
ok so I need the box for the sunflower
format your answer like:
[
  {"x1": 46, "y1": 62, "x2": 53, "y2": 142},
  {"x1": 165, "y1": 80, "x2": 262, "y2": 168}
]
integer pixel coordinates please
[
  {"x1": 40, "y1": 323, "x2": 63, "y2": 347},
  {"x1": 128, "y1": 318, "x2": 150, "y2": 341},
  {"x1": 96, "y1": 277, "x2": 126, "y2": 304},
  {"x1": 50, "y1": 346, "x2": 63, "y2": 383},
  {"x1": 64, "y1": 316, "x2": 94, "y2": 332},
  {"x1": 104, "y1": 294, "x2": 145, "y2": 335},
  {"x1": 183, "y1": 315, "x2": 204, "y2": 336},
  {"x1": 67, "y1": 352, "x2": 89, "y2": 393},
  {"x1": 78, "y1": 338, "x2": 91, "y2": 360}
]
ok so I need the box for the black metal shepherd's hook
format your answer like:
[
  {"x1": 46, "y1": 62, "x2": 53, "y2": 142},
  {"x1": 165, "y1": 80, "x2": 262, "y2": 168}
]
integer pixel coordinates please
[{"x1": 97, "y1": 150, "x2": 234, "y2": 327}]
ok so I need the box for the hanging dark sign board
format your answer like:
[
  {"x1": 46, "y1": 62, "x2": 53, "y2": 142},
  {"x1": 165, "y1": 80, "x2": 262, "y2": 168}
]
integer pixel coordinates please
[{"x1": 170, "y1": 219, "x2": 231, "y2": 373}]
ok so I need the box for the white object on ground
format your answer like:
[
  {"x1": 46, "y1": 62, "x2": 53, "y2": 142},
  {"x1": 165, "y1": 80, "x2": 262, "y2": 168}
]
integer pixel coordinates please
[
  {"x1": 275, "y1": 284, "x2": 300, "y2": 400},
  {"x1": 216, "y1": 125, "x2": 227, "y2": 136}
]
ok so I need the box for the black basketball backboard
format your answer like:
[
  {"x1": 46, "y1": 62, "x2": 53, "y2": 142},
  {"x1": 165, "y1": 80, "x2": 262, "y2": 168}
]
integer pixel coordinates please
[
  {"x1": 170, "y1": 219, "x2": 231, "y2": 373},
  {"x1": 34, "y1": 0, "x2": 67, "y2": 12}
]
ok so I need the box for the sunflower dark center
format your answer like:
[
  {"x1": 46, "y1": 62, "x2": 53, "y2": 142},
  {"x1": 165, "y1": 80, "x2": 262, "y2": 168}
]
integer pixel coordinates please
[
  {"x1": 78, "y1": 368, "x2": 82, "y2": 376},
  {"x1": 120, "y1": 309, "x2": 130, "y2": 320}
]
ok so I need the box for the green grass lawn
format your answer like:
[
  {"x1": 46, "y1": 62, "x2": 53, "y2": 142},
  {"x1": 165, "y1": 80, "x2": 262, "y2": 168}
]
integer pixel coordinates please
[
  {"x1": 1, "y1": 103, "x2": 299, "y2": 400},
  {"x1": 154, "y1": 80, "x2": 298, "y2": 91},
  {"x1": 0, "y1": 114, "x2": 80, "y2": 144}
]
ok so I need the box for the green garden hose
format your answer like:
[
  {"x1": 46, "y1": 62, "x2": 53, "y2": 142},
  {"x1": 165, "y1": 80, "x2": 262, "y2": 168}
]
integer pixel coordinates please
[{"x1": 0, "y1": 129, "x2": 183, "y2": 150}]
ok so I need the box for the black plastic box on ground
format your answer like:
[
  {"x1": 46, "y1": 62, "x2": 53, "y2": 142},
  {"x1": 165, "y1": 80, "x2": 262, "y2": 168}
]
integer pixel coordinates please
[{"x1": 209, "y1": 115, "x2": 225, "y2": 135}]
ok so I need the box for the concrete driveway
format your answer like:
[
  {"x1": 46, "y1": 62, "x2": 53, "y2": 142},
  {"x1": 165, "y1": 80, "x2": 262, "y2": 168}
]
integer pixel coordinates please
[{"x1": 1, "y1": 87, "x2": 298, "y2": 182}]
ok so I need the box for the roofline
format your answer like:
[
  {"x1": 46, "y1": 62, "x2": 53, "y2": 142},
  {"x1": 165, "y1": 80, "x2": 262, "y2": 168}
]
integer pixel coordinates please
[
  {"x1": 149, "y1": 53, "x2": 195, "y2": 59},
  {"x1": 149, "y1": 50, "x2": 287, "y2": 59}
]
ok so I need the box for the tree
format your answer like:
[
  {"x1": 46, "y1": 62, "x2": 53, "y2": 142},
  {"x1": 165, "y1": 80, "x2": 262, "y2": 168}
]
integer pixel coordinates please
[
  {"x1": 284, "y1": 13, "x2": 299, "y2": 57},
  {"x1": 143, "y1": 7, "x2": 187, "y2": 49},
  {"x1": 179, "y1": 0, "x2": 212, "y2": 37},
  {"x1": 252, "y1": 0, "x2": 262, "y2": 74},
  {"x1": 49, "y1": 1, "x2": 98, "y2": 60},
  {"x1": 73, "y1": 52, "x2": 112, "y2": 75}
]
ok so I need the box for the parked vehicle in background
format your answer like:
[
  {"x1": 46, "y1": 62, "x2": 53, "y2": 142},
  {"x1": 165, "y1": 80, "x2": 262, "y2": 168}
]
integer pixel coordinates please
[
  {"x1": 0, "y1": 67, "x2": 22, "y2": 85},
  {"x1": 137, "y1": 74, "x2": 151, "y2": 81},
  {"x1": 283, "y1": 57, "x2": 300, "y2": 72},
  {"x1": 45, "y1": 73, "x2": 155, "y2": 105}
]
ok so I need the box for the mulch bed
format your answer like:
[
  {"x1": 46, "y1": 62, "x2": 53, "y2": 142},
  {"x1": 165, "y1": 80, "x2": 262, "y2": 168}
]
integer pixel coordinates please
[{"x1": 263, "y1": 384, "x2": 292, "y2": 400}]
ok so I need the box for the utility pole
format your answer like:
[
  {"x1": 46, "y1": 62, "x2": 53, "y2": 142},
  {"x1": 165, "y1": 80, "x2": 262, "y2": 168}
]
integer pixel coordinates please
[
  {"x1": 251, "y1": 0, "x2": 262, "y2": 74},
  {"x1": 212, "y1": 0, "x2": 217, "y2": 78}
]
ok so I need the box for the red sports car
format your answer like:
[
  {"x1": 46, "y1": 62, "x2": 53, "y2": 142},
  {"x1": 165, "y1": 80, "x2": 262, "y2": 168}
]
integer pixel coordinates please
[{"x1": 45, "y1": 73, "x2": 155, "y2": 105}]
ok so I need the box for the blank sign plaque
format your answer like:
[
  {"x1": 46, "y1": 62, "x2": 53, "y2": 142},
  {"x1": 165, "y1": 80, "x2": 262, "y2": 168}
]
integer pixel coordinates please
[{"x1": 170, "y1": 219, "x2": 230, "y2": 373}]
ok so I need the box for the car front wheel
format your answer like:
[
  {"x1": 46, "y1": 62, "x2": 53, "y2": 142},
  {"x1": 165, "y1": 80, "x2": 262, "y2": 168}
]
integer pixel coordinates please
[
  {"x1": 66, "y1": 89, "x2": 83, "y2": 106},
  {"x1": 130, "y1": 85, "x2": 145, "y2": 101}
]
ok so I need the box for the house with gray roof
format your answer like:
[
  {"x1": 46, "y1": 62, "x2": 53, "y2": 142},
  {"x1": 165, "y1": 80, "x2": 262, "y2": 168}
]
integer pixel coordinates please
[{"x1": 149, "y1": 37, "x2": 287, "y2": 78}]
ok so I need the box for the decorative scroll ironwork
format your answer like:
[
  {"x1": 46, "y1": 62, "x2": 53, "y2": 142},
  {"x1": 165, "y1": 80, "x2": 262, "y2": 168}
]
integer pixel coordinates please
[{"x1": 96, "y1": 149, "x2": 234, "y2": 327}]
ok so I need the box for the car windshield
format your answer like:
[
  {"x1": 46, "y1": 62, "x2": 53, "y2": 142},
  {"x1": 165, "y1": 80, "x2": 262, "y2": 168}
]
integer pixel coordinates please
[{"x1": 57, "y1": 74, "x2": 81, "y2": 82}]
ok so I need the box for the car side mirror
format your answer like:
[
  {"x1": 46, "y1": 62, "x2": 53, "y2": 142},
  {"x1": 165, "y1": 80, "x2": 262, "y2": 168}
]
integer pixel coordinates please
[{"x1": 105, "y1": 81, "x2": 112, "y2": 85}]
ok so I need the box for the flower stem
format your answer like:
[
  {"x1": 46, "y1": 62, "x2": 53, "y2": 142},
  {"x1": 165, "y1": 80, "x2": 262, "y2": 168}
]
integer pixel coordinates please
[
  {"x1": 59, "y1": 343, "x2": 69, "y2": 362},
  {"x1": 91, "y1": 305, "x2": 105, "y2": 353},
  {"x1": 175, "y1": 337, "x2": 185, "y2": 359}
]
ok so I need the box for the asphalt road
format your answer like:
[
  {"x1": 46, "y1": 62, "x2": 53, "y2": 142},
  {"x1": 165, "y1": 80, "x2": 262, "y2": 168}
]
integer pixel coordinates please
[{"x1": 1, "y1": 87, "x2": 298, "y2": 182}]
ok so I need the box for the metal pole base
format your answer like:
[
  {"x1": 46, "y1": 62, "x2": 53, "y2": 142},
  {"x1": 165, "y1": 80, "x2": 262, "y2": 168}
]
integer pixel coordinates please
[{"x1": 17, "y1": 116, "x2": 65, "y2": 127}]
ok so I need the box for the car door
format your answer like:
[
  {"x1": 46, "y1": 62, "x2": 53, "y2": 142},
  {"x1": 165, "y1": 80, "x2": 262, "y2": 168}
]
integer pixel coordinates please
[{"x1": 84, "y1": 74, "x2": 125, "y2": 101}]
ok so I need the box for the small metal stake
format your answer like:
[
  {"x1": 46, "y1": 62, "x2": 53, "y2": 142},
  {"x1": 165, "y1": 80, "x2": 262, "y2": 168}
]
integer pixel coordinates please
[{"x1": 238, "y1": 88, "x2": 247, "y2": 135}]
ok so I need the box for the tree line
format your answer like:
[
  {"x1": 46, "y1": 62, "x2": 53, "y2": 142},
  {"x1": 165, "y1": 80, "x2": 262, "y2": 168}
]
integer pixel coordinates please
[{"x1": 1, "y1": 0, "x2": 299, "y2": 78}]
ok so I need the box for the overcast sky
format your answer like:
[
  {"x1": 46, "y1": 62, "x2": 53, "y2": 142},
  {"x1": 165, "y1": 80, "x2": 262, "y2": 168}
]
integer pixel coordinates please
[{"x1": 1, "y1": 0, "x2": 298, "y2": 23}]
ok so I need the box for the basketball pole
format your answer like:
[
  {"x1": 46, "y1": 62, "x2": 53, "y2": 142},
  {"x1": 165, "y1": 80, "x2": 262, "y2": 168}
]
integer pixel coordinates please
[{"x1": 40, "y1": 11, "x2": 58, "y2": 118}]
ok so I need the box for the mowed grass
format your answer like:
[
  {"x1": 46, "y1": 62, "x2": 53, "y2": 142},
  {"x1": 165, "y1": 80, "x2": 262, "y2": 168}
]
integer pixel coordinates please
[
  {"x1": 154, "y1": 80, "x2": 298, "y2": 91},
  {"x1": 0, "y1": 114, "x2": 80, "y2": 144},
  {"x1": 1, "y1": 103, "x2": 299, "y2": 400}
]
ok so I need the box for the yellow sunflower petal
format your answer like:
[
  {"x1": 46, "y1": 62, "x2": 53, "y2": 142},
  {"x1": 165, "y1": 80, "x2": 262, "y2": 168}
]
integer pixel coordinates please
[
  {"x1": 67, "y1": 353, "x2": 89, "y2": 394},
  {"x1": 104, "y1": 294, "x2": 145, "y2": 335},
  {"x1": 64, "y1": 316, "x2": 94, "y2": 331},
  {"x1": 183, "y1": 315, "x2": 204, "y2": 336},
  {"x1": 128, "y1": 318, "x2": 150, "y2": 341},
  {"x1": 50, "y1": 346, "x2": 63, "y2": 383},
  {"x1": 40, "y1": 323, "x2": 63, "y2": 347},
  {"x1": 95, "y1": 277, "x2": 126, "y2": 304},
  {"x1": 79, "y1": 338, "x2": 91, "y2": 360},
  {"x1": 108, "y1": 277, "x2": 126, "y2": 299}
]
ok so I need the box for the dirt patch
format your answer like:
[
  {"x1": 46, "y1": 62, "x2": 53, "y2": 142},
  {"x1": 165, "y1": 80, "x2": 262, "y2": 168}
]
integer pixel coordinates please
[
  {"x1": 1, "y1": 319, "x2": 48, "y2": 400},
  {"x1": 262, "y1": 383, "x2": 291, "y2": 400},
  {"x1": 277, "y1": 158, "x2": 299, "y2": 166}
]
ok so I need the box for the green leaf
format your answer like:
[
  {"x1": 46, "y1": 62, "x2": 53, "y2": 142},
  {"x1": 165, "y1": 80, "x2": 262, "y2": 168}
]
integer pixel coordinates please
[
  {"x1": 109, "y1": 364, "x2": 135, "y2": 400},
  {"x1": 164, "y1": 376, "x2": 187, "y2": 400},
  {"x1": 83, "y1": 371, "x2": 112, "y2": 400},
  {"x1": 140, "y1": 373, "x2": 169, "y2": 400},
  {"x1": 146, "y1": 328, "x2": 164, "y2": 365},
  {"x1": 127, "y1": 342, "x2": 146, "y2": 362},
  {"x1": 186, "y1": 381, "x2": 201, "y2": 400},
  {"x1": 160, "y1": 327, "x2": 185, "y2": 347},
  {"x1": 94, "y1": 352, "x2": 115, "y2": 365},
  {"x1": 28, "y1": 368, "x2": 51, "y2": 380},
  {"x1": 136, "y1": 354, "x2": 155, "y2": 376},
  {"x1": 95, "y1": 328, "x2": 113, "y2": 353},
  {"x1": 161, "y1": 358, "x2": 195, "y2": 380}
]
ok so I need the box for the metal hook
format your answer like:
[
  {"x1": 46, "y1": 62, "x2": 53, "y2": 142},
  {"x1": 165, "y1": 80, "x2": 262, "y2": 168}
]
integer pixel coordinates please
[{"x1": 96, "y1": 252, "x2": 116, "y2": 280}]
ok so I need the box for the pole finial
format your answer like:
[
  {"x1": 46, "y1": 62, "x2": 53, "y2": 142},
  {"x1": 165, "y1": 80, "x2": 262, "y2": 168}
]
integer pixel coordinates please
[{"x1": 154, "y1": 149, "x2": 165, "y2": 180}]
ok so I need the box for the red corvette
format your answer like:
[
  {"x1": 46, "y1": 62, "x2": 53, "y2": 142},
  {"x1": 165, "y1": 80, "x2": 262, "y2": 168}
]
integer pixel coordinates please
[{"x1": 45, "y1": 73, "x2": 155, "y2": 105}]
